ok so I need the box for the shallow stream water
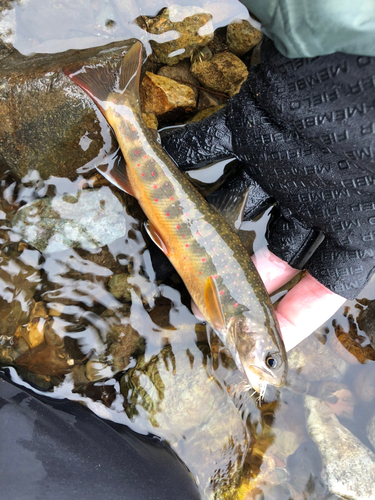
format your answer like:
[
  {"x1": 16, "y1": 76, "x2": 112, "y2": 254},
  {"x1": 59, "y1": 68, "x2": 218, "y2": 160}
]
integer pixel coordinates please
[{"x1": 1, "y1": 1, "x2": 375, "y2": 499}]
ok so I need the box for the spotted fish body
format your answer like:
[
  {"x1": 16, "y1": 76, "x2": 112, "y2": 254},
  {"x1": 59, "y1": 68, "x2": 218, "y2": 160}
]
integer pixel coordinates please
[{"x1": 66, "y1": 41, "x2": 287, "y2": 391}]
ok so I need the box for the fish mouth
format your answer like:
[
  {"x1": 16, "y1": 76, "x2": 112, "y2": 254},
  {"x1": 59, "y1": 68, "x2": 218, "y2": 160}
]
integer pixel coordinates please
[{"x1": 243, "y1": 363, "x2": 283, "y2": 391}]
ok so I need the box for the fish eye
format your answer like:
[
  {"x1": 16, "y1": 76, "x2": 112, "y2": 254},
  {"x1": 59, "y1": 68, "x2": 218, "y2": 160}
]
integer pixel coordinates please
[{"x1": 265, "y1": 353, "x2": 280, "y2": 370}]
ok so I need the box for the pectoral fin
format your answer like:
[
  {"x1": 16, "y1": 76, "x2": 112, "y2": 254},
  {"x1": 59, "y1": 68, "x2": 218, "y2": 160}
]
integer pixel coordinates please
[
  {"x1": 204, "y1": 276, "x2": 225, "y2": 331},
  {"x1": 144, "y1": 222, "x2": 169, "y2": 255},
  {"x1": 96, "y1": 155, "x2": 135, "y2": 196}
]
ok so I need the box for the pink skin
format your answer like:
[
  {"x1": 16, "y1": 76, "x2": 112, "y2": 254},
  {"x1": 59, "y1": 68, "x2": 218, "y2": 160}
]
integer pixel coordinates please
[{"x1": 252, "y1": 248, "x2": 347, "y2": 352}]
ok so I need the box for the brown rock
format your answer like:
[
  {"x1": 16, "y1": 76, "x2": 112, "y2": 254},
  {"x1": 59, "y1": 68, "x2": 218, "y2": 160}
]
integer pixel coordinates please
[
  {"x1": 331, "y1": 315, "x2": 375, "y2": 364},
  {"x1": 187, "y1": 105, "x2": 226, "y2": 123},
  {"x1": 142, "y1": 112, "x2": 158, "y2": 130},
  {"x1": 137, "y1": 6, "x2": 214, "y2": 66},
  {"x1": 140, "y1": 72, "x2": 196, "y2": 122},
  {"x1": 197, "y1": 89, "x2": 220, "y2": 110},
  {"x1": 0, "y1": 40, "x2": 137, "y2": 180},
  {"x1": 15, "y1": 340, "x2": 73, "y2": 377},
  {"x1": 158, "y1": 60, "x2": 199, "y2": 99},
  {"x1": 190, "y1": 51, "x2": 248, "y2": 96},
  {"x1": 358, "y1": 299, "x2": 375, "y2": 349},
  {"x1": 251, "y1": 41, "x2": 262, "y2": 67},
  {"x1": 226, "y1": 20, "x2": 262, "y2": 56},
  {"x1": 105, "y1": 318, "x2": 144, "y2": 374}
]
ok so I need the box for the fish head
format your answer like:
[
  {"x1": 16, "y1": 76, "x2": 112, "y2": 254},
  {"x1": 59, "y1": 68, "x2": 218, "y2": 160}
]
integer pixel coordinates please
[{"x1": 228, "y1": 312, "x2": 287, "y2": 391}]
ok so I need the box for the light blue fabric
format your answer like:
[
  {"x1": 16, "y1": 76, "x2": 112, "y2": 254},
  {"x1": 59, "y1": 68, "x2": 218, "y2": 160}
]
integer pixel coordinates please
[{"x1": 241, "y1": 0, "x2": 375, "y2": 58}]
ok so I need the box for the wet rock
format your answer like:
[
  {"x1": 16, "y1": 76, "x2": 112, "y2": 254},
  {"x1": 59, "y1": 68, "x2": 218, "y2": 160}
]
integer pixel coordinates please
[
  {"x1": 354, "y1": 363, "x2": 375, "y2": 403},
  {"x1": 315, "y1": 381, "x2": 355, "y2": 419},
  {"x1": 305, "y1": 395, "x2": 375, "y2": 499},
  {"x1": 85, "y1": 360, "x2": 113, "y2": 382},
  {"x1": 11, "y1": 187, "x2": 127, "y2": 252},
  {"x1": 226, "y1": 20, "x2": 262, "y2": 56},
  {"x1": 0, "y1": 40, "x2": 136, "y2": 180},
  {"x1": 157, "y1": 60, "x2": 199, "y2": 100},
  {"x1": 140, "y1": 71, "x2": 196, "y2": 121},
  {"x1": 187, "y1": 105, "x2": 226, "y2": 123},
  {"x1": 0, "y1": 0, "x2": 16, "y2": 57},
  {"x1": 287, "y1": 333, "x2": 348, "y2": 384},
  {"x1": 108, "y1": 273, "x2": 132, "y2": 301},
  {"x1": 106, "y1": 325, "x2": 144, "y2": 375},
  {"x1": 15, "y1": 315, "x2": 77, "y2": 377},
  {"x1": 0, "y1": 243, "x2": 41, "y2": 356},
  {"x1": 250, "y1": 41, "x2": 262, "y2": 67},
  {"x1": 367, "y1": 412, "x2": 375, "y2": 450},
  {"x1": 137, "y1": 6, "x2": 214, "y2": 66},
  {"x1": 331, "y1": 314, "x2": 375, "y2": 364},
  {"x1": 190, "y1": 51, "x2": 248, "y2": 96},
  {"x1": 15, "y1": 339, "x2": 74, "y2": 377},
  {"x1": 287, "y1": 441, "x2": 323, "y2": 493},
  {"x1": 358, "y1": 299, "x2": 375, "y2": 349},
  {"x1": 120, "y1": 343, "x2": 250, "y2": 497},
  {"x1": 14, "y1": 301, "x2": 49, "y2": 350},
  {"x1": 142, "y1": 112, "x2": 158, "y2": 130},
  {"x1": 197, "y1": 89, "x2": 221, "y2": 110}
]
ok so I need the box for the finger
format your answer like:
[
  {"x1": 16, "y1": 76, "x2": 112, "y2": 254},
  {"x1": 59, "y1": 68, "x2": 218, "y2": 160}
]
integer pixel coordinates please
[
  {"x1": 251, "y1": 247, "x2": 299, "y2": 294},
  {"x1": 275, "y1": 272, "x2": 346, "y2": 351}
]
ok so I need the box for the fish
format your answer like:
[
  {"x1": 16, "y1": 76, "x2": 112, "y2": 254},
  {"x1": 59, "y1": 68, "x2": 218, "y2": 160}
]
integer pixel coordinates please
[{"x1": 64, "y1": 41, "x2": 287, "y2": 393}]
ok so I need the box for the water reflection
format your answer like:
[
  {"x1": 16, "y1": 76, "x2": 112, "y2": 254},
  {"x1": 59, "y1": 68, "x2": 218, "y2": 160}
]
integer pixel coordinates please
[
  {"x1": 1, "y1": 0, "x2": 375, "y2": 498},
  {"x1": 9, "y1": 0, "x2": 250, "y2": 55}
]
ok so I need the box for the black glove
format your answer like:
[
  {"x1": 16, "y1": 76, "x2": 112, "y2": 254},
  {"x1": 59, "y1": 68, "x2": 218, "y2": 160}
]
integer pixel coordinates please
[{"x1": 161, "y1": 38, "x2": 375, "y2": 300}]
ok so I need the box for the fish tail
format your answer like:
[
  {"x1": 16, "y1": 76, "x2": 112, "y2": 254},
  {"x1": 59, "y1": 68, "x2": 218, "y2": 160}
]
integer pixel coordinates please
[{"x1": 64, "y1": 41, "x2": 143, "y2": 119}]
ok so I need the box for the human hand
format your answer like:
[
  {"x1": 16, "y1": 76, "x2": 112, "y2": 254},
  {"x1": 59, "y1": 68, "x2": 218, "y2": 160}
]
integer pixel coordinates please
[
  {"x1": 161, "y1": 38, "x2": 375, "y2": 351},
  {"x1": 251, "y1": 248, "x2": 346, "y2": 351}
]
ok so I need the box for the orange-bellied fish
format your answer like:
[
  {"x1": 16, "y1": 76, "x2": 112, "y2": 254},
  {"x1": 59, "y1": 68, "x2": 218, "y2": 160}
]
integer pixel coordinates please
[{"x1": 65, "y1": 41, "x2": 287, "y2": 394}]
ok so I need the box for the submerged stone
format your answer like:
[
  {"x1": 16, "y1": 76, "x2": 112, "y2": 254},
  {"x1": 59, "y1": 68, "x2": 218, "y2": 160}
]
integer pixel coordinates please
[
  {"x1": 120, "y1": 343, "x2": 250, "y2": 498},
  {"x1": 11, "y1": 187, "x2": 127, "y2": 252},
  {"x1": 287, "y1": 332, "x2": 348, "y2": 384},
  {"x1": 305, "y1": 395, "x2": 375, "y2": 499}
]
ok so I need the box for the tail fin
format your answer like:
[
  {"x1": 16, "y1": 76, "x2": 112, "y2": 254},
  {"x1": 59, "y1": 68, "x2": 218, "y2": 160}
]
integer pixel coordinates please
[{"x1": 64, "y1": 41, "x2": 143, "y2": 118}]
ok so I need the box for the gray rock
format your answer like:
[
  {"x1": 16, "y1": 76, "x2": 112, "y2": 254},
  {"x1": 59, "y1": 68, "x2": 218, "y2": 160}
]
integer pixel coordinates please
[
  {"x1": 305, "y1": 395, "x2": 375, "y2": 499},
  {"x1": 11, "y1": 187, "x2": 127, "y2": 252}
]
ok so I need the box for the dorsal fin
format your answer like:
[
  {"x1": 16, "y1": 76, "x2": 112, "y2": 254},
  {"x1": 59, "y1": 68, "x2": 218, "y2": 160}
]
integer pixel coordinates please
[{"x1": 207, "y1": 188, "x2": 249, "y2": 229}]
